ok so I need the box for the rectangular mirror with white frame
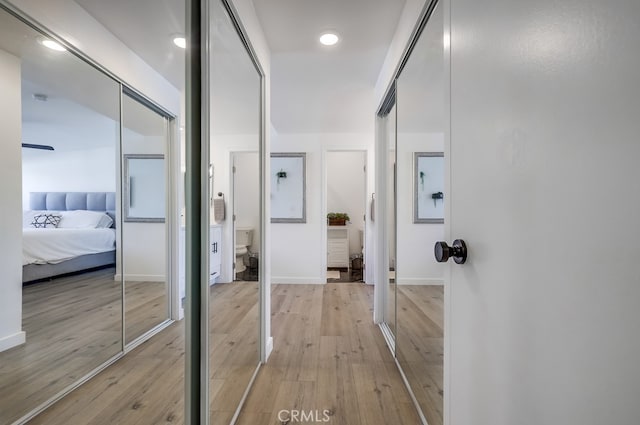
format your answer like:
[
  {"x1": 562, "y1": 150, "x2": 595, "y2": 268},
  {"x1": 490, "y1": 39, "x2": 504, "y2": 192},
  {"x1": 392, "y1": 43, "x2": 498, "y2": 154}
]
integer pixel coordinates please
[{"x1": 414, "y1": 152, "x2": 444, "y2": 224}]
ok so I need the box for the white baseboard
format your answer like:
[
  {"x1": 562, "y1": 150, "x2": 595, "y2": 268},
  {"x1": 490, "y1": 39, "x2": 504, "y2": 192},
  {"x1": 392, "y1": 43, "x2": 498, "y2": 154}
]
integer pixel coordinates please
[
  {"x1": 0, "y1": 331, "x2": 26, "y2": 352},
  {"x1": 265, "y1": 336, "x2": 273, "y2": 360},
  {"x1": 396, "y1": 278, "x2": 444, "y2": 286},
  {"x1": 271, "y1": 276, "x2": 324, "y2": 284},
  {"x1": 114, "y1": 274, "x2": 165, "y2": 282}
]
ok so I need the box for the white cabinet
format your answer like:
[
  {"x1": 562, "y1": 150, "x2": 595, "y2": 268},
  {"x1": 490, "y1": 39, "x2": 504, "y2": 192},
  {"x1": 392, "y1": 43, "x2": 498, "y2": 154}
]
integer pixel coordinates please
[
  {"x1": 327, "y1": 226, "x2": 350, "y2": 268},
  {"x1": 179, "y1": 225, "x2": 223, "y2": 292},
  {"x1": 209, "y1": 225, "x2": 222, "y2": 284}
]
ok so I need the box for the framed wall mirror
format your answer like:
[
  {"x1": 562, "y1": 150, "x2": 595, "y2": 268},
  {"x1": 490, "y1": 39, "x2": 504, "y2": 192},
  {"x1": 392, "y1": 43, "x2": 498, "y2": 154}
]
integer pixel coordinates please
[
  {"x1": 414, "y1": 152, "x2": 444, "y2": 224},
  {"x1": 270, "y1": 152, "x2": 306, "y2": 223},
  {"x1": 123, "y1": 154, "x2": 165, "y2": 222}
]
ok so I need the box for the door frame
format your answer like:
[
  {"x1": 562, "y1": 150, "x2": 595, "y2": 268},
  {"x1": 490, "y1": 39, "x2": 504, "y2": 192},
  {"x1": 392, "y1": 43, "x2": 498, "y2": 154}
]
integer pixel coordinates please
[
  {"x1": 229, "y1": 150, "x2": 260, "y2": 282},
  {"x1": 321, "y1": 149, "x2": 369, "y2": 284}
]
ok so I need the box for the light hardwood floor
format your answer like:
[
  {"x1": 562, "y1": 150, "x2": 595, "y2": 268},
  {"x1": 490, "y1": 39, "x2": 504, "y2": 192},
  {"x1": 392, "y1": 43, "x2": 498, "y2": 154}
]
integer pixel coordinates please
[
  {"x1": 0, "y1": 268, "x2": 170, "y2": 425},
  {"x1": 396, "y1": 285, "x2": 444, "y2": 425},
  {"x1": 28, "y1": 282, "x2": 423, "y2": 424},
  {"x1": 0, "y1": 269, "x2": 122, "y2": 425},
  {"x1": 125, "y1": 280, "x2": 170, "y2": 344},
  {"x1": 236, "y1": 283, "x2": 421, "y2": 425}
]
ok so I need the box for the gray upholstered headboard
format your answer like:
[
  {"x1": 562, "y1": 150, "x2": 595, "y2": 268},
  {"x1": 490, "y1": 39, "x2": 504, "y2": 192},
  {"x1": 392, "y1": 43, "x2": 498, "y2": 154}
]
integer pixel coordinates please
[{"x1": 29, "y1": 192, "x2": 116, "y2": 227}]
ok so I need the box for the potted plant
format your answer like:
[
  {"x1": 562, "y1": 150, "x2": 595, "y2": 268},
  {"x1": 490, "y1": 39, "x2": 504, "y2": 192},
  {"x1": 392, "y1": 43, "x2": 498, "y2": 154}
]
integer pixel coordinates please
[{"x1": 327, "y1": 212, "x2": 350, "y2": 226}]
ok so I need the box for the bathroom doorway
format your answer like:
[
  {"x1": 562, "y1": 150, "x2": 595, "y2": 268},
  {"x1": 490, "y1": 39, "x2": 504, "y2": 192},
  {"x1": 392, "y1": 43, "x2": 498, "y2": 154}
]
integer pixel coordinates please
[
  {"x1": 325, "y1": 150, "x2": 367, "y2": 283},
  {"x1": 231, "y1": 151, "x2": 260, "y2": 281}
]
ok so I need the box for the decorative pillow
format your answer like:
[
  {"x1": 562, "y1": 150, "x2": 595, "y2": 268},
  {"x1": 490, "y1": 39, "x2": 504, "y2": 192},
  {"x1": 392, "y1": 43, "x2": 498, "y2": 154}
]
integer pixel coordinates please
[
  {"x1": 58, "y1": 210, "x2": 113, "y2": 229},
  {"x1": 23, "y1": 210, "x2": 45, "y2": 228},
  {"x1": 31, "y1": 213, "x2": 62, "y2": 228},
  {"x1": 96, "y1": 213, "x2": 114, "y2": 229}
]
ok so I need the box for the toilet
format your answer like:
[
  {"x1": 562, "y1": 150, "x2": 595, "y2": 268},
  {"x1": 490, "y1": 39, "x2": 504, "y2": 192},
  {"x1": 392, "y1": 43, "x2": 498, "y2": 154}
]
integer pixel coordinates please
[{"x1": 235, "y1": 227, "x2": 253, "y2": 274}]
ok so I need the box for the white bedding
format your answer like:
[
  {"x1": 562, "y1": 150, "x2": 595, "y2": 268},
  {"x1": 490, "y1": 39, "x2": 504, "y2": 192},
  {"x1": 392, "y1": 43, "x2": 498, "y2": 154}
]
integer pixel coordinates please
[{"x1": 22, "y1": 228, "x2": 116, "y2": 266}]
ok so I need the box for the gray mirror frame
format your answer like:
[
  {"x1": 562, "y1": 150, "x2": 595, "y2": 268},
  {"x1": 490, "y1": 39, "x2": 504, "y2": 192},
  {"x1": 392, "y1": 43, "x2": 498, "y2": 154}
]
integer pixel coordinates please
[
  {"x1": 414, "y1": 152, "x2": 444, "y2": 224},
  {"x1": 123, "y1": 154, "x2": 166, "y2": 223},
  {"x1": 270, "y1": 152, "x2": 306, "y2": 223}
]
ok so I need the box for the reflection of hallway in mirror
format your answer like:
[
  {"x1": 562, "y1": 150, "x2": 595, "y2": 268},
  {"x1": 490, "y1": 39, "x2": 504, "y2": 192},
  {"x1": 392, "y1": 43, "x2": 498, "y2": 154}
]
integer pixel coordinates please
[
  {"x1": 29, "y1": 279, "x2": 261, "y2": 424},
  {"x1": 397, "y1": 285, "x2": 443, "y2": 425},
  {"x1": 125, "y1": 280, "x2": 168, "y2": 341},
  {"x1": 0, "y1": 268, "x2": 121, "y2": 425},
  {"x1": 210, "y1": 281, "x2": 259, "y2": 424}
]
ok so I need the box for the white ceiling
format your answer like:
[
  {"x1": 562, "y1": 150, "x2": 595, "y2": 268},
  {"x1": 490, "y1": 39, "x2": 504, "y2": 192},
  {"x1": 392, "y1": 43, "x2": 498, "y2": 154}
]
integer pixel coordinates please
[
  {"x1": 253, "y1": 0, "x2": 406, "y2": 133},
  {"x1": 397, "y1": 2, "x2": 444, "y2": 133},
  {"x1": 75, "y1": 0, "x2": 186, "y2": 90},
  {"x1": 74, "y1": 0, "x2": 407, "y2": 134},
  {"x1": 4, "y1": 0, "x2": 409, "y2": 143}
]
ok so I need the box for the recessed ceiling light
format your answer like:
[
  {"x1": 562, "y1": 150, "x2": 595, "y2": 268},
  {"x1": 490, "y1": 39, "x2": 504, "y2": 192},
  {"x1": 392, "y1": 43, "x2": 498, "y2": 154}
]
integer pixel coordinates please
[
  {"x1": 40, "y1": 38, "x2": 66, "y2": 52},
  {"x1": 319, "y1": 32, "x2": 339, "y2": 46},
  {"x1": 173, "y1": 36, "x2": 186, "y2": 49}
]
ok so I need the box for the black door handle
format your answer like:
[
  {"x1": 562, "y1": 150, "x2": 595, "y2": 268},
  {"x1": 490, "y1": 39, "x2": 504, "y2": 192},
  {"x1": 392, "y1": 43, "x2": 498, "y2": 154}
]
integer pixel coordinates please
[{"x1": 434, "y1": 239, "x2": 467, "y2": 264}]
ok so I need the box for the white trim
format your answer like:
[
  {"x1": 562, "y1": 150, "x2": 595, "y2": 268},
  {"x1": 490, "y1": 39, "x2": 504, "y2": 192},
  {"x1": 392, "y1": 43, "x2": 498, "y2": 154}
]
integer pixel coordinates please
[
  {"x1": 113, "y1": 274, "x2": 165, "y2": 282},
  {"x1": 394, "y1": 355, "x2": 429, "y2": 425},
  {"x1": 443, "y1": 0, "x2": 452, "y2": 423},
  {"x1": 265, "y1": 336, "x2": 273, "y2": 359},
  {"x1": 397, "y1": 278, "x2": 444, "y2": 285},
  {"x1": 271, "y1": 277, "x2": 325, "y2": 285},
  {"x1": 0, "y1": 330, "x2": 25, "y2": 352},
  {"x1": 373, "y1": 116, "x2": 388, "y2": 325}
]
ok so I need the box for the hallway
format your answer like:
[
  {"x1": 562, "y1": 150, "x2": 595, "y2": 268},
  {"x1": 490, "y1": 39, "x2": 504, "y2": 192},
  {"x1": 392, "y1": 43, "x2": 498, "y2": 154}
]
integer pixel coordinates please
[{"x1": 30, "y1": 282, "x2": 420, "y2": 424}]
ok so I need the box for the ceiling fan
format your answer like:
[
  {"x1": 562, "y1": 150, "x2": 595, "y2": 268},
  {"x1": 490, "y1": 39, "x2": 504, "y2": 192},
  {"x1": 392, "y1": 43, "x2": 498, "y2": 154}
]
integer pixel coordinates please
[{"x1": 21, "y1": 143, "x2": 54, "y2": 151}]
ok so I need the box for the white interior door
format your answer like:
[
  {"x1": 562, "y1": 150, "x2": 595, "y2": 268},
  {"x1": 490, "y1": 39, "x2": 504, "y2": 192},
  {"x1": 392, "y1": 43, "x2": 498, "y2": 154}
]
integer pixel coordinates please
[{"x1": 447, "y1": 0, "x2": 640, "y2": 424}]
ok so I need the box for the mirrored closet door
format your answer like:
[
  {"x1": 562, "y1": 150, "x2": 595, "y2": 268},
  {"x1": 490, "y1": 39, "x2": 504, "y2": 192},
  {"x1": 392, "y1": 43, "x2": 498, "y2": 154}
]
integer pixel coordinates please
[
  {"x1": 208, "y1": 0, "x2": 262, "y2": 422},
  {"x1": 393, "y1": 1, "x2": 445, "y2": 424},
  {"x1": 386, "y1": 99, "x2": 398, "y2": 344},
  {"x1": 0, "y1": 6, "x2": 123, "y2": 423},
  {"x1": 121, "y1": 90, "x2": 171, "y2": 345}
]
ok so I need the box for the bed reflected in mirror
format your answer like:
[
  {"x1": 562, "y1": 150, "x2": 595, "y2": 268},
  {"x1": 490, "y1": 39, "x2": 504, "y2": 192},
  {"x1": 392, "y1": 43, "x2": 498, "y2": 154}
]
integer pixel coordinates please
[{"x1": 0, "y1": 6, "x2": 123, "y2": 422}]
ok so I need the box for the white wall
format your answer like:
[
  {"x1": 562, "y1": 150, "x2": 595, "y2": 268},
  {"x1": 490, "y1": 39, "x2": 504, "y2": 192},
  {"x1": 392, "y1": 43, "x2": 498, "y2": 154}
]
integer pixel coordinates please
[
  {"x1": 271, "y1": 133, "x2": 375, "y2": 284},
  {"x1": 326, "y1": 151, "x2": 366, "y2": 256},
  {"x1": 396, "y1": 133, "x2": 445, "y2": 285},
  {"x1": 21, "y1": 146, "x2": 117, "y2": 210},
  {"x1": 0, "y1": 49, "x2": 25, "y2": 352},
  {"x1": 120, "y1": 131, "x2": 167, "y2": 281}
]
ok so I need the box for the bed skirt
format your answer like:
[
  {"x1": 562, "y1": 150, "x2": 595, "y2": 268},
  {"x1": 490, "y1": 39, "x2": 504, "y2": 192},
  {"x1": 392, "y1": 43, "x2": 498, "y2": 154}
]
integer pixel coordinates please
[{"x1": 22, "y1": 250, "x2": 116, "y2": 283}]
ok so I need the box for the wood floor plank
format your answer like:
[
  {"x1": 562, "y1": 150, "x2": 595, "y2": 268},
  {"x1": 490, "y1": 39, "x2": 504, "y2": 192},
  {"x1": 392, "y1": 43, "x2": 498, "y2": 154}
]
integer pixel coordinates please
[
  {"x1": 396, "y1": 285, "x2": 444, "y2": 425},
  {"x1": 237, "y1": 283, "x2": 421, "y2": 425},
  {"x1": 28, "y1": 281, "x2": 424, "y2": 425}
]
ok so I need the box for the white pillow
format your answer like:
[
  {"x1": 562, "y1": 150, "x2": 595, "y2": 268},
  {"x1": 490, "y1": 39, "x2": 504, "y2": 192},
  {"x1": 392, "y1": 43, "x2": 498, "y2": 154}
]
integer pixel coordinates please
[{"x1": 58, "y1": 210, "x2": 113, "y2": 229}]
